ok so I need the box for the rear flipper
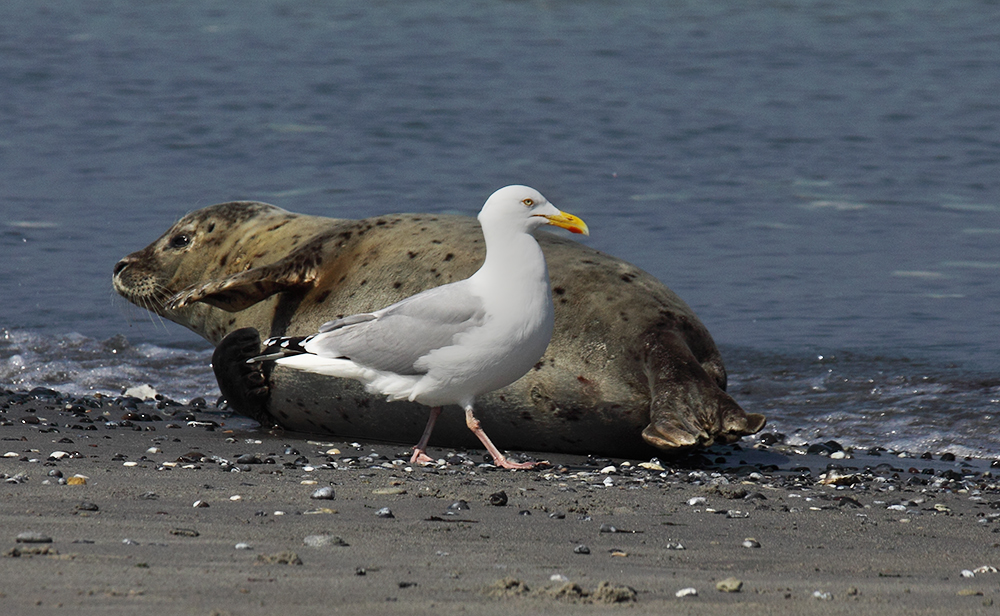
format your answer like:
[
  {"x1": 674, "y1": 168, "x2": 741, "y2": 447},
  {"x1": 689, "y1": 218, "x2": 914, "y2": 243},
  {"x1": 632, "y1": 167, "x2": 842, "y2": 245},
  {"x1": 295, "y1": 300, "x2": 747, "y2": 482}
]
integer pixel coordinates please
[
  {"x1": 641, "y1": 331, "x2": 765, "y2": 449},
  {"x1": 212, "y1": 328, "x2": 273, "y2": 424}
]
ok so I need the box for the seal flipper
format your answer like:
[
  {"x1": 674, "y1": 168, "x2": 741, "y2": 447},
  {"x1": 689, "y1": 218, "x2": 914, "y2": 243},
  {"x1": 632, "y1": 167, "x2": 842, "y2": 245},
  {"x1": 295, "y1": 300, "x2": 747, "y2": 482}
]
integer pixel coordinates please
[
  {"x1": 168, "y1": 243, "x2": 322, "y2": 311},
  {"x1": 212, "y1": 328, "x2": 274, "y2": 424},
  {"x1": 641, "y1": 330, "x2": 765, "y2": 449}
]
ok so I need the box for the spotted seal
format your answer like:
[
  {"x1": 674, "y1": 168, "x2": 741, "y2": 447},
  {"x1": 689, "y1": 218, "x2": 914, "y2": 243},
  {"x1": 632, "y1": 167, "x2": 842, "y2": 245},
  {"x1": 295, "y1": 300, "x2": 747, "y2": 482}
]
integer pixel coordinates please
[{"x1": 113, "y1": 201, "x2": 764, "y2": 457}]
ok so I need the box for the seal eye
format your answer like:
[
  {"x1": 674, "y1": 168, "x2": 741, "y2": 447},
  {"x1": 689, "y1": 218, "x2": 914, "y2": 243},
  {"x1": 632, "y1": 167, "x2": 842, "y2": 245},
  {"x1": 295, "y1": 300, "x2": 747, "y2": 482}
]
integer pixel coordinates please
[
  {"x1": 521, "y1": 198, "x2": 534, "y2": 207},
  {"x1": 168, "y1": 234, "x2": 191, "y2": 249}
]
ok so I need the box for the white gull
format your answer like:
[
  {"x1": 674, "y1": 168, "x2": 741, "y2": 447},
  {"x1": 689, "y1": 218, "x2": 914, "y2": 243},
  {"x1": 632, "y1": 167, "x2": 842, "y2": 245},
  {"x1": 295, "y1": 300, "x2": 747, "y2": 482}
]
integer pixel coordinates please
[{"x1": 249, "y1": 185, "x2": 589, "y2": 469}]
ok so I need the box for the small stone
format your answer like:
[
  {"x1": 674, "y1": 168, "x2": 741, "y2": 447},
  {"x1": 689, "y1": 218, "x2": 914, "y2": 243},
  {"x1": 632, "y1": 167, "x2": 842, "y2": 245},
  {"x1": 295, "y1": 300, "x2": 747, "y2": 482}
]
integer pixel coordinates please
[
  {"x1": 235, "y1": 543, "x2": 252, "y2": 550},
  {"x1": 675, "y1": 587, "x2": 698, "y2": 598},
  {"x1": 192, "y1": 500, "x2": 209, "y2": 508},
  {"x1": 372, "y1": 487, "x2": 407, "y2": 495},
  {"x1": 66, "y1": 476, "x2": 86, "y2": 486},
  {"x1": 75, "y1": 502, "x2": 99, "y2": 512},
  {"x1": 447, "y1": 500, "x2": 470, "y2": 511},
  {"x1": 310, "y1": 486, "x2": 335, "y2": 500},
  {"x1": 961, "y1": 569, "x2": 975, "y2": 578},
  {"x1": 488, "y1": 490, "x2": 508, "y2": 506},
  {"x1": 255, "y1": 551, "x2": 302, "y2": 565},
  {"x1": 813, "y1": 590, "x2": 833, "y2": 600},
  {"x1": 687, "y1": 497, "x2": 706, "y2": 506},
  {"x1": 716, "y1": 577, "x2": 743, "y2": 593},
  {"x1": 170, "y1": 528, "x2": 200, "y2": 537},
  {"x1": 573, "y1": 544, "x2": 590, "y2": 555},
  {"x1": 15, "y1": 532, "x2": 52, "y2": 544},
  {"x1": 958, "y1": 588, "x2": 983, "y2": 597},
  {"x1": 375, "y1": 507, "x2": 394, "y2": 518},
  {"x1": 303, "y1": 534, "x2": 349, "y2": 547},
  {"x1": 742, "y1": 538, "x2": 761, "y2": 548},
  {"x1": 146, "y1": 447, "x2": 162, "y2": 454}
]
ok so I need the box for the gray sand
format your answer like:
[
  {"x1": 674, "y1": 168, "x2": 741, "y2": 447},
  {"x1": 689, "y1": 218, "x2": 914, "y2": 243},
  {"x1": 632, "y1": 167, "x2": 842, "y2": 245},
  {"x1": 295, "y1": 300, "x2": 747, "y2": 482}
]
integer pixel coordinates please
[{"x1": 1, "y1": 390, "x2": 998, "y2": 615}]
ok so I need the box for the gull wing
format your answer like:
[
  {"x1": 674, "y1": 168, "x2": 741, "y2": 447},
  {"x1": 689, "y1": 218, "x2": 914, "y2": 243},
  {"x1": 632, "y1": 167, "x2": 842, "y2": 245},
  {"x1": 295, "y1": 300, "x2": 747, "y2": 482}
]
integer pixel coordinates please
[{"x1": 304, "y1": 282, "x2": 487, "y2": 375}]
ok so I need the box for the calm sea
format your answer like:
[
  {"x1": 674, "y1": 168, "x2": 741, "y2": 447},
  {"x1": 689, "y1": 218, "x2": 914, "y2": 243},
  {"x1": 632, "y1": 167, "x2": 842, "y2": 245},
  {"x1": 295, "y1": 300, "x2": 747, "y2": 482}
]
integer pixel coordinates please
[{"x1": 2, "y1": 1, "x2": 998, "y2": 455}]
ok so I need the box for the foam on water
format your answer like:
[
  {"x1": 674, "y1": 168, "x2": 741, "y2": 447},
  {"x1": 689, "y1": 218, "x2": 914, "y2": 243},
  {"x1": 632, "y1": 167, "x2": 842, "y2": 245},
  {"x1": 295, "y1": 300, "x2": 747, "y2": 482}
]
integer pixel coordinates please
[
  {"x1": 0, "y1": 329, "x2": 218, "y2": 403},
  {"x1": 727, "y1": 348, "x2": 1000, "y2": 458}
]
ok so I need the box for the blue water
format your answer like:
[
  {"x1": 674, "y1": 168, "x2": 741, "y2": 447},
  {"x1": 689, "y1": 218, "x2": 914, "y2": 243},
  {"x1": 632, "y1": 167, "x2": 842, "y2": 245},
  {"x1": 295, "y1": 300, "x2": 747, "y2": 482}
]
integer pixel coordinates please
[{"x1": 2, "y1": 1, "x2": 998, "y2": 454}]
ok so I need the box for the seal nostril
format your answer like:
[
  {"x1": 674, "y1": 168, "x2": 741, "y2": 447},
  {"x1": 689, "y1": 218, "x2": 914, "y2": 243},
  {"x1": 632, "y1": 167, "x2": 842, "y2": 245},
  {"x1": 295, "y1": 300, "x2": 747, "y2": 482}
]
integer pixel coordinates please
[{"x1": 113, "y1": 259, "x2": 129, "y2": 276}]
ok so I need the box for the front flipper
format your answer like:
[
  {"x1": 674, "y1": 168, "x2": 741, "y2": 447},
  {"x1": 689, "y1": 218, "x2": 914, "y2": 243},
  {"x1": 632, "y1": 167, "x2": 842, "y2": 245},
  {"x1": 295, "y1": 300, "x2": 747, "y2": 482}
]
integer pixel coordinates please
[
  {"x1": 167, "y1": 245, "x2": 322, "y2": 311},
  {"x1": 212, "y1": 328, "x2": 273, "y2": 424},
  {"x1": 641, "y1": 331, "x2": 765, "y2": 449}
]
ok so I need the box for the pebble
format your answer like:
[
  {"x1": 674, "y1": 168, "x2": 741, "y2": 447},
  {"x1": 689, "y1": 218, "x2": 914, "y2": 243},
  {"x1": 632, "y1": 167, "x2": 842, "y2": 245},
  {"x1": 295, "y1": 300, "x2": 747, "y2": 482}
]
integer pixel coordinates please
[
  {"x1": 15, "y1": 532, "x2": 52, "y2": 544},
  {"x1": 310, "y1": 486, "x2": 335, "y2": 500},
  {"x1": 303, "y1": 534, "x2": 349, "y2": 547},
  {"x1": 813, "y1": 590, "x2": 833, "y2": 600},
  {"x1": 675, "y1": 587, "x2": 698, "y2": 598},
  {"x1": 488, "y1": 491, "x2": 508, "y2": 506},
  {"x1": 75, "y1": 502, "x2": 99, "y2": 512},
  {"x1": 447, "y1": 500, "x2": 470, "y2": 511},
  {"x1": 375, "y1": 507, "x2": 395, "y2": 518},
  {"x1": 66, "y1": 476, "x2": 87, "y2": 485},
  {"x1": 235, "y1": 543, "x2": 252, "y2": 550},
  {"x1": 192, "y1": 500, "x2": 209, "y2": 508},
  {"x1": 573, "y1": 544, "x2": 591, "y2": 555},
  {"x1": 687, "y1": 497, "x2": 707, "y2": 506},
  {"x1": 372, "y1": 487, "x2": 407, "y2": 496},
  {"x1": 716, "y1": 577, "x2": 743, "y2": 592}
]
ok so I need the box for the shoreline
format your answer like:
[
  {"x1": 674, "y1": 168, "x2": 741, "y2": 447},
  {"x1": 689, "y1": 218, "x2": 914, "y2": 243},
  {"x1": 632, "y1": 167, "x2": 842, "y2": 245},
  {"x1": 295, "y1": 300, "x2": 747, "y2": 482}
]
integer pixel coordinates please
[{"x1": 2, "y1": 388, "x2": 999, "y2": 615}]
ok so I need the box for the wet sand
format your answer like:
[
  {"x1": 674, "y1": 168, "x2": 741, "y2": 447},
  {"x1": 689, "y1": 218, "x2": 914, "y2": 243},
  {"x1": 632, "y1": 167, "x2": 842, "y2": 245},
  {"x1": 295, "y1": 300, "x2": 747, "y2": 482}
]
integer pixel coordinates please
[{"x1": 2, "y1": 389, "x2": 999, "y2": 615}]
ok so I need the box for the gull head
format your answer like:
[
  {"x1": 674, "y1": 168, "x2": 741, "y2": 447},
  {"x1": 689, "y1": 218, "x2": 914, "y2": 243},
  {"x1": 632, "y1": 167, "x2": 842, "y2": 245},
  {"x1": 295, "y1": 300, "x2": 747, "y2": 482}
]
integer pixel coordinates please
[{"x1": 478, "y1": 185, "x2": 589, "y2": 237}]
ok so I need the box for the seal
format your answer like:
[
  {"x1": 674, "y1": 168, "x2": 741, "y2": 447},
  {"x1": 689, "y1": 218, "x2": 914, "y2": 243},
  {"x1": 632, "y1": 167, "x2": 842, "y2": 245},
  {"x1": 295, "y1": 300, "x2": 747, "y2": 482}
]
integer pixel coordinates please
[{"x1": 113, "y1": 201, "x2": 765, "y2": 457}]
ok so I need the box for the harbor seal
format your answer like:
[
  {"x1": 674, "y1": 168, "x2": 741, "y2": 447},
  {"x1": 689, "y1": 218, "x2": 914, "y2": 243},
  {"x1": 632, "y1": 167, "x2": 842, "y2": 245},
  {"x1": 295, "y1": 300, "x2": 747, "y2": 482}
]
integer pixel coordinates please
[{"x1": 113, "y1": 201, "x2": 764, "y2": 457}]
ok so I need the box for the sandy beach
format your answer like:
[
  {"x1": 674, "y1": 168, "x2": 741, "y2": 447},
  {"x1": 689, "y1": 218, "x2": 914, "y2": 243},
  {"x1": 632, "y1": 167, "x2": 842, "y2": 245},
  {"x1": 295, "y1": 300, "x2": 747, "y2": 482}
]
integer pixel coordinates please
[{"x1": 2, "y1": 388, "x2": 999, "y2": 616}]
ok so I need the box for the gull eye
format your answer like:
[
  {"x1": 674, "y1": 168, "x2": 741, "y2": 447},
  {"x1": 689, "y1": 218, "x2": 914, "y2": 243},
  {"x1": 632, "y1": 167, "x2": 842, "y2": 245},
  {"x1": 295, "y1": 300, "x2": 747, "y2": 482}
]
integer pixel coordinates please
[{"x1": 521, "y1": 198, "x2": 534, "y2": 207}]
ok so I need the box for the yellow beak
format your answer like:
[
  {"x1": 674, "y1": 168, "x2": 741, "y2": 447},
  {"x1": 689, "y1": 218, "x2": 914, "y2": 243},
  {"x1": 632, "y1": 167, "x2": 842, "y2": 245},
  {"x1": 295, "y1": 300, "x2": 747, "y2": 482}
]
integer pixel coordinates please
[{"x1": 542, "y1": 210, "x2": 590, "y2": 236}]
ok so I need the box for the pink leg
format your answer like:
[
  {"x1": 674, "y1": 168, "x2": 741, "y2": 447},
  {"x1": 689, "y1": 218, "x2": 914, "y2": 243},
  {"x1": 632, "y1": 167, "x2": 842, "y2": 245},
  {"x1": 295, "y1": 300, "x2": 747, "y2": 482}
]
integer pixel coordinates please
[
  {"x1": 464, "y1": 405, "x2": 537, "y2": 470},
  {"x1": 410, "y1": 406, "x2": 441, "y2": 465}
]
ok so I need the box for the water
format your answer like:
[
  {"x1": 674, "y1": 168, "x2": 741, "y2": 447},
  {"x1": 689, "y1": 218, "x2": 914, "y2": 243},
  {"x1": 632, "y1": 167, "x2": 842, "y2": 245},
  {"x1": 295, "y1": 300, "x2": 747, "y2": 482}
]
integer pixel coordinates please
[{"x1": 2, "y1": 1, "x2": 998, "y2": 455}]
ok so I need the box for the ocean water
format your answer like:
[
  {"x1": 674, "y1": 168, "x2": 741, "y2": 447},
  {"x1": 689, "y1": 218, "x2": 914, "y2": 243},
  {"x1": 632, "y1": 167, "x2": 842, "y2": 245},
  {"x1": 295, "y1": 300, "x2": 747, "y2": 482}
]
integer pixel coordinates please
[{"x1": 2, "y1": 1, "x2": 998, "y2": 456}]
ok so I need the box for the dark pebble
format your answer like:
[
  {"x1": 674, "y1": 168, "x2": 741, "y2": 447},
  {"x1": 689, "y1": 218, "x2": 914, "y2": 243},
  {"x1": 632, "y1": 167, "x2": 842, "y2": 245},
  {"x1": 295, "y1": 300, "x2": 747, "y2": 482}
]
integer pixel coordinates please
[
  {"x1": 940, "y1": 452, "x2": 956, "y2": 462},
  {"x1": 447, "y1": 500, "x2": 470, "y2": 511},
  {"x1": 488, "y1": 491, "x2": 508, "y2": 507},
  {"x1": 518, "y1": 510, "x2": 531, "y2": 516},
  {"x1": 236, "y1": 454, "x2": 261, "y2": 465},
  {"x1": 548, "y1": 511, "x2": 566, "y2": 519},
  {"x1": 75, "y1": 502, "x2": 99, "y2": 512}
]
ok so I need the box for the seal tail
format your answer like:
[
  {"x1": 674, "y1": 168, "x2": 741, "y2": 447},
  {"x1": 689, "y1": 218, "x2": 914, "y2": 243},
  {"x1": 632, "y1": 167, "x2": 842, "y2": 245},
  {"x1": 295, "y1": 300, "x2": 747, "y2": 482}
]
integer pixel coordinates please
[{"x1": 640, "y1": 329, "x2": 765, "y2": 449}]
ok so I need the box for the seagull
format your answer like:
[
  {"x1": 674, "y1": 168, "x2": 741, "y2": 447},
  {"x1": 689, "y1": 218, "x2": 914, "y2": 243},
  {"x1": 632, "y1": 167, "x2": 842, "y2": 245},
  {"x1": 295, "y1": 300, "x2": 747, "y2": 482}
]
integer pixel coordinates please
[{"x1": 248, "y1": 185, "x2": 589, "y2": 469}]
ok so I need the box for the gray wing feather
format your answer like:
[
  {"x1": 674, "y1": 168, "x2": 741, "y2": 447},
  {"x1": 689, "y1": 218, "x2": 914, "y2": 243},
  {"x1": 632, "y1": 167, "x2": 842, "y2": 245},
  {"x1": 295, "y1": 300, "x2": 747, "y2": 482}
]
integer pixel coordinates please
[{"x1": 304, "y1": 283, "x2": 486, "y2": 375}]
